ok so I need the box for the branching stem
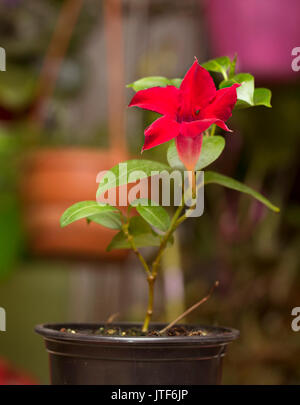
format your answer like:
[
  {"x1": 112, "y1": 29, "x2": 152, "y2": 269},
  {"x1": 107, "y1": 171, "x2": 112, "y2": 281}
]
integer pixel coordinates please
[
  {"x1": 122, "y1": 222, "x2": 151, "y2": 277},
  {"x1": 142, "y1": 202, "x2": 185, "y2": 332},
  {"x1": 124, "y1": 194, "x2": 198, "y2": 333}
]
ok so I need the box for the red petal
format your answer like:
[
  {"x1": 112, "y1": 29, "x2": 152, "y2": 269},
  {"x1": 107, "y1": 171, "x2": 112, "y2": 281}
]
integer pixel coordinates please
[
  {"x1": 180, "y1": 119, "x2": 219, "y2": 138},
  {"x1": 215, "y1": 120, "x2": 232, "y2": 132},
  {"x1": 142, "y1": 117, "x2": 180, "y2": 151},
  {"x1": 202, "y1": 84, "x2": 240, "y2": 122},
  {"x1": 129, "y1": 86, "x2": 179, "y2": 117},
  {"x1": 175, "y1": 132, "x2": 203, "y2": 171},
  {"x1": 179, "y1": 60, "x2": 216, "y2": 117}
]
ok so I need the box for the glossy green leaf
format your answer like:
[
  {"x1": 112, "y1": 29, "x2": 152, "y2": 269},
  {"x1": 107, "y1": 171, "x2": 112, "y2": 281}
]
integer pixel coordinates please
[
  {"x1": 195, "y1": 136, "x2": 225, "y2": 170},
  {"x1": 253, "y1": 88, "x2": 272, "y2": 107},
  {"x1": 127, "y1": 76, "x2": 182, "y2": 92},
  {"x1": 107, "y1": 216, "x2": 161, "y2": 251},
  {"x1": 97, "y1": 160, "x2": 171, "y2": 198},
  {"x1": 131, "y1": 198, "x2": 171, "y2": 232},
  {"x1": 167, "y1": 136, "x2": 225, "y2": 171},
  {"x1": 220, "y1": 73, "x2": 255, "y2": 107},
  {"x1": 127, "y1": 76, "x2": 171, "y2": 91},
  {"x1": 220, "y1": 74, "x2": 272, "y2": 109},
  {"x1": 205, "y1": 171, "x2": 280, "y2": 212},
  {"x1": 88, "y1": 211, "x2": 122, "y2": 230},
  {"x1": 201, "y1": 56, "x2": 231, "y2": 79},
  {"x1": 60, "y1": 201, "x2": 116, "y2": 228}
]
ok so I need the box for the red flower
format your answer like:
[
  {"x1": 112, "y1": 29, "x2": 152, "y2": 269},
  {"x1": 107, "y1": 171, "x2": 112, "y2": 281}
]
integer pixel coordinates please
[{"x1": 129, "y1": 59, "x2": 240, "y2": 170}]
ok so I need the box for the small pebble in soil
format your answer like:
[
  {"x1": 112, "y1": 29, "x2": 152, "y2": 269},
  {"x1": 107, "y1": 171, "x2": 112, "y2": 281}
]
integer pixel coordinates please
[{"x1": 60, "y1": 328, "x2": 76, "y2": 334}]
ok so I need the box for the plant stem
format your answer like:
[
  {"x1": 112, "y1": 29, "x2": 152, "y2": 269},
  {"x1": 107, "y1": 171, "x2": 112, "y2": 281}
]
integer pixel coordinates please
[
  {"x1": 221, "y1": 69, "x2": 228, "y2": 81},
  {"x1": 142, "y1": 275, "x2": 155, "y2": 332},
  {"x1": 121, "y1": 218, "x2": 156, "y2": 332},
  {"x1": 122, "y1": 223, "x2": 151, "y2": 277},
  {"x1": 141, "y1": 203, "x2": 185, "y2": 333},
  {"x1": 210, "y1": 124, "x2": 216, "y2": 137},
  {"x1": 151, "y1": 203, "x2": 185, "y2": 278},
  {"x1": 175, "y1": 179, "x2": 205, "y2": 227},
  {"x1": 141, "y1": 180, "x2": 207, "y2": 331},
  {"x1": 123, "y1": 200, "x2": 186, "y2": 333}
]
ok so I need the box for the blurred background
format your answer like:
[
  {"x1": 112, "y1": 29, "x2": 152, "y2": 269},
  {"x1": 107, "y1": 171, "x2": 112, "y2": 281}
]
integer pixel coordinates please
[{"x1": 0, "y1": 0, "x2": 299, "y2": 384}]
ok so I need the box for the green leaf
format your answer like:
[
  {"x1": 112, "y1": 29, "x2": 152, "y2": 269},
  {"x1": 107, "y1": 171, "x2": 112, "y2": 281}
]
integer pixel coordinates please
[
  {"x1": 107, "y1": 216, "x2": 161, "y2": 251},
  {"x1": 220, "y1": 74, "x2": 272, "y2": 109},
  {"x1": 88, "y1": 211, "x2": 122, "y2": 230},
  {"x1": 195, "y1": 136, "x2": 225, "y2": 170},
  {"x1": 127, "y1": 76, "x2": 183, "y2": 92},
  {"x1": 127, "y1": 76, "x2": 171, "y2": 91},
  {"x1": 204, "y1": 171, "x2": 280, "y2": 213},
  {"x1": 253, "y1": 88, "x2": 272, "y2": 107},
  {"x1": 97, "y1": 160, "x2": 171, "y2": 198},
  {"x1": 167, "y1": 136, "x2": 225, "y2": 170},
  {"x1": 201, "y1": 56, "x2": 231, "y2": 79},
  {"x1": 234, "y1": 73, "x2": 255, "y2": 106},
  {"x1": 170, "y1": 78, "x2": 182, "y2": 88},
  {"x1": 220, "y1": 73, "x2": 255, "y2": 107},
  {"x1": 107, "y1": 231, "x2": 160, "y2": 251},
  {"x1": 131, "y1": 198, "x2": 171, "y2": 232},
  {"x1": 60, "y1": 201, "x2": 116, "y2": 228}
]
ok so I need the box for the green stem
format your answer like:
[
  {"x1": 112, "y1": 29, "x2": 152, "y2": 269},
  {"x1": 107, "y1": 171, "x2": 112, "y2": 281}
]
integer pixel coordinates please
[
  {"x1": 176, "y1": 202, "x2": 198, "y2": 227},
  {"x1": 141, "y1": 203, "x2": 185, "y2": 332},
  {"x1": 221, "y1": 69, "x2": 228, "y2": 81},
  {"x1": 142, "y1": 275, "x2": 155, "y2": 332},
  {"x1": 210, "y1": 124, "x2": 216, "y2": 137},
  {"x1": 122, "y1": 219, "x2": 156, "y2": 332},
  {"x1": 151, "y1": 203, "x2": 184, "y2": 278},
  {"x1": 122, "y1": 223, "x2": 151, "y2": 277},
  {"x1": 124, "y1": 198, "x2": 186, "y2": 333},
  {"x1": 175, "y1": 182, "x2": 205, "y2": 227}
]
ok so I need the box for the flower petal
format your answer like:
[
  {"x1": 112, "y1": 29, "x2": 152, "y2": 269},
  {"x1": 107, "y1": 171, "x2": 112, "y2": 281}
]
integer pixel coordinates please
[
  {"x1": 215, "y1": 120, "x2": 232, "y2": 132},
  {"x1": 202, "y1": 84, "x2": 240, "y2": 122},
  {"x1": 175, "y1": 133, "x2": 203, "y2": 171},
  {"x1": 142, "y1": 117, "x2": 180, "y2": 151},
  {"x1": 129, "y1": 86, "x2": 179, "y2": 117},
  {"x1": 180, "y1": 119, "x2": 219, "y2": 138},
  {"x1": 179, "y1": 59, "x2": 216, "y2": 118}
]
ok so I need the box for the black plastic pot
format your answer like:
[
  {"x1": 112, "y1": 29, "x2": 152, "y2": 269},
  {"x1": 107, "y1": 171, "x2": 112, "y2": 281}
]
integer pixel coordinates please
[{"x1": 35, "y1": 323, "x2": 239, "y2": 385}]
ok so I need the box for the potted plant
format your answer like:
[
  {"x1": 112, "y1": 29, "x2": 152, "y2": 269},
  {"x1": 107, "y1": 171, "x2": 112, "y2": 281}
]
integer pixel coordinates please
[{"x1": 36, "y1": 56, "x2": 279, "y2": 385}]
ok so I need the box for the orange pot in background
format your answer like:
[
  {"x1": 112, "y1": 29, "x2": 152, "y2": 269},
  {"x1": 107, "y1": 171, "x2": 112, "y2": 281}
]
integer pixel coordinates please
[
  {"x1": 20, "y1": 147, "x2": 129, "y2": 260},
  {"x1": 19, "y1": 0, "x2": 133, "y2": 261}
]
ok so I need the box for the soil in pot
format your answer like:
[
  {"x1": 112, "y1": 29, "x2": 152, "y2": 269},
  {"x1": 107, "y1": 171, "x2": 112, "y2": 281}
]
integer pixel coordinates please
[{"x1": 60, "y1": 324, "x2": 215, "y2": 337}]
